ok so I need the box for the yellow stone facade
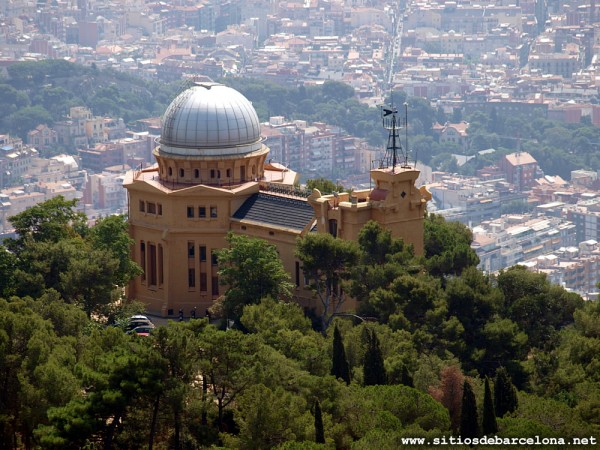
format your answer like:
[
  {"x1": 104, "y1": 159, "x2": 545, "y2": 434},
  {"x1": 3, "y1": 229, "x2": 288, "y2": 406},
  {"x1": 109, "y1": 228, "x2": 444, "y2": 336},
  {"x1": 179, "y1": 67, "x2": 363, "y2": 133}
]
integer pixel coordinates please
[{"x1": 124, "y1": 83, "x2": 430, "y2": 318}]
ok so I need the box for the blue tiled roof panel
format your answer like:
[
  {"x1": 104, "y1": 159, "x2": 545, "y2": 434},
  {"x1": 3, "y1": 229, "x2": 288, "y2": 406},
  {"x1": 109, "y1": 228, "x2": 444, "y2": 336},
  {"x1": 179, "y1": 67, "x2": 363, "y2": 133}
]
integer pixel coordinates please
[{"x1": 233, "y1": 193, "x2": 314, "y2": 231}]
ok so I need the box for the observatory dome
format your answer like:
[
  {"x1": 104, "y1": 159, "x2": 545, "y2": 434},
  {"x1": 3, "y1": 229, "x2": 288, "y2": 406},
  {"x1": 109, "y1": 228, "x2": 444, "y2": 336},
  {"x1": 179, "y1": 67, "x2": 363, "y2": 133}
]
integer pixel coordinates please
[{"x1": 159, "y1": 82, "x2": 262, "y2": 158}]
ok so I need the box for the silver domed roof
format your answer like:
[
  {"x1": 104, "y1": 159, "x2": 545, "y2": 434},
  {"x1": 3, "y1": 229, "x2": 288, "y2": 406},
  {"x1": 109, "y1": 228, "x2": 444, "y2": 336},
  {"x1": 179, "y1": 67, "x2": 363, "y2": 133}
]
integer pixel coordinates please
[{"x1": 159, "y1": 83, "x2": 262, "y2": 157}]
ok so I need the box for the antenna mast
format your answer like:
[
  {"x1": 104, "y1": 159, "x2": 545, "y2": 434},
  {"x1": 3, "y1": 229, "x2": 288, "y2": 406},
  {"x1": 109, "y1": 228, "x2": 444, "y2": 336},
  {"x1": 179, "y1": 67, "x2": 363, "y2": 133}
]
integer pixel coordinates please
[{"x1": 380, "y1": 101, "x2": 410, "y2": 171}]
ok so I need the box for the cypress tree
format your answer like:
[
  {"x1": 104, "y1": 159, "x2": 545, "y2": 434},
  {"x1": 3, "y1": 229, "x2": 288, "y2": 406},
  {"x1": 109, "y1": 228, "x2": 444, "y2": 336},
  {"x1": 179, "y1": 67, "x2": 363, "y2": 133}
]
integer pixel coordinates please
[
  {"x1": 400, "y1": 364, "x2": 414, "y2": 387},
  {"x1": 331, "y1": 325, "x2": 351, "y2": 384},
  {"x1": 482, "y1": 377, "x2": 498, "y2": 435},
  {"x1": 314, "y1": 399, "x2": 325, "y2": 444},
  {"x1": 459, "y1": 380, "x2": 479, "y2": 439},
  {"x1": 363, "y1": 329, "x2": 387, "y2": 386},
  {"x1": 494, "y1": 367, "x2": 518, "y2": 418}
]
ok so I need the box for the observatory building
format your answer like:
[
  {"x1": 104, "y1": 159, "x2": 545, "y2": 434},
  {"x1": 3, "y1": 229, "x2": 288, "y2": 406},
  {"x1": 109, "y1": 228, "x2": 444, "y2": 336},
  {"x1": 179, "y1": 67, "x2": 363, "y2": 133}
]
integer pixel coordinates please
[{"x1": 124, "y1": 82, "x2": 431, "y2": 318}]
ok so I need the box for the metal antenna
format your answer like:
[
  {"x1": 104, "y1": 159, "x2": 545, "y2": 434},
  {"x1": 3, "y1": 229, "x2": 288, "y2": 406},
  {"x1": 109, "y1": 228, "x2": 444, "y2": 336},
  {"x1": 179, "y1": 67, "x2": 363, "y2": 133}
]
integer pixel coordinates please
[
  {"x1": 380, "y1": 100, "x2": 408, "y2": 171},
  {"x1": 404, "y1": 102, "x2": 413, "y2": 168}
]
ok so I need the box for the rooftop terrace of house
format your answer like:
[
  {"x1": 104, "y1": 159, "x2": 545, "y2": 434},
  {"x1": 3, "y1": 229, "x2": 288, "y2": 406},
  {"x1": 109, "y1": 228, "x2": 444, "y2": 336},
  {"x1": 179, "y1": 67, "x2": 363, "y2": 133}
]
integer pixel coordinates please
[{"x1": 471, "y1": 232, "x2": 497, "y2": 248}]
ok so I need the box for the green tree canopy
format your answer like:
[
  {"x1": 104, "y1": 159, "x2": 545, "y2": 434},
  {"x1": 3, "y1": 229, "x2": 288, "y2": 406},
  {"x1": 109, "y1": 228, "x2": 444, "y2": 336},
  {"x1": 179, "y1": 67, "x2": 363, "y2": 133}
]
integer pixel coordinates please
[
  {"x1": 6, "y1": 196, "x2": 87, "y2": 251},
  {"x1": 306, "y1": 178, "x2": 345, "y2": 194},
  {"x1": 424, "y1": 214, "x2": 479, "y2": 278},
  {"x1": 0, "y1": 245, "x2": 17, "y2": 298},
  {"x1": 217, "y1": 232, "x2": 293, "y2": 324},
  {"x1": 87, "y1": 215, "x2": 142, "y2": 286},
  {"x1": 5, "y1": 197, "x2": 141, "y2": 318},
  {"x1": 296, "y1": 233, "x2": 360, "y2": 332},
  {"x1": 497, "y1": 266, "x2": 583, "y2": 350}
]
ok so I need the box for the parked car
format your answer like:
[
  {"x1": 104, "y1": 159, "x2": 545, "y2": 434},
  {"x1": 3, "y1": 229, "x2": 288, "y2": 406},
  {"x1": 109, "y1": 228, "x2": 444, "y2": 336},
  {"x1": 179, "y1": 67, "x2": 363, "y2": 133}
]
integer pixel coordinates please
[
  {"x1": 127, "y1": 325, "x2": 154, "y2": 337},
  {"x1": 130, "y1": 314, "x2": 150, "y2": 321},
  {"x1": 126, "y1": 315, "x2": 155, "y2": 331}
]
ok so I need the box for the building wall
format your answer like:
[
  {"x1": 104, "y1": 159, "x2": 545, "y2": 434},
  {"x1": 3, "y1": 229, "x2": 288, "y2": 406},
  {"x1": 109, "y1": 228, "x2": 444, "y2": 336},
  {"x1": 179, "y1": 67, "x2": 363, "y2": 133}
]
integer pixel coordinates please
[
  {"x1": 127, "y1": 179, "x2": 251, "y2": 315},
  {"x1": 125, "y1": 162, "x2": 430, "y2": 318}
]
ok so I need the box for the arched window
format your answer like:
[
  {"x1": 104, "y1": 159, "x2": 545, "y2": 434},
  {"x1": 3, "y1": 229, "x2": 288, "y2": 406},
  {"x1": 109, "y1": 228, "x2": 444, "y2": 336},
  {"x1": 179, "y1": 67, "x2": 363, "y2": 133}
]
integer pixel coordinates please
[
  {"x1": 168, "y1": 167, "x2": 173, "y2": 176},
  {"x1": 179, "y1": 168, "x2": 184, "y2": 178},
  {"x1": 194, "y1": 169, "x2": 199, "y2": 178}
]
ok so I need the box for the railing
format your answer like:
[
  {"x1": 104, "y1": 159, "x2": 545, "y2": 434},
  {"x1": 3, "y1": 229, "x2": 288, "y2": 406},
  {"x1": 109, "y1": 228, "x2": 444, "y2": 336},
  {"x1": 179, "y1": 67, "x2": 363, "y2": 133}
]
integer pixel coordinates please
[
  {"x1": 259, "y1": 182, "x2": 312, "y2": 199},
  {"x1": 150, "y1": 175, "x2": 251, "y2": 191},
  {"x1": 138, "y1": 173, "x2": 313, "y2": 199}
]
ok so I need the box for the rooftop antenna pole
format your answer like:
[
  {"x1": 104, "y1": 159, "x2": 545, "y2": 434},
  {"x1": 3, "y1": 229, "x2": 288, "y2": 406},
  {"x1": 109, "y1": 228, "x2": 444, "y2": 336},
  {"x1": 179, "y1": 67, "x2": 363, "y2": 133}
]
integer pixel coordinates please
[
  {"x1": 381, "y1": 98, "x2": 401, "y2": 172},
  {"x1": 392, "y1": 109, "x2": 397, "y2": 171},
  {"x1": 404, "y1": 102, "x2": 410, "y2": 168}
]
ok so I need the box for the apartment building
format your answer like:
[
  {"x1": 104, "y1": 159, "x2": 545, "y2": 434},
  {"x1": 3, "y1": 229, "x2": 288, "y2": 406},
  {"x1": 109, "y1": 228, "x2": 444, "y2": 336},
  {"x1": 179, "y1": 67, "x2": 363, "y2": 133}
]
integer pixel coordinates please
[
  {"x1": 27, "y1": 124, "x2": 58, "y2": 150},
  {"x1": 0, "y1": 135, "x2": 38, "y2": 188},
  {"x1": 79, "y1": 143, "x2": 123, "y2": 173},
  {"x1": 498, "y1": 152, "x2": 544, "y2": 191},
  {"x1": 567, "y1": 198, "x2": 600, "y2": 242},
  {"x1": 520, "y1": 240, "x2": 600, "y2": 299},
  {"x1": 0, "y1": 181, "x2": 79, "y2": 234},
  {"x1": 83, "y1": 172, "x2": 127, "y2": 212},
  {"x1": 472, "y1": 214, "x2": 576, "y2": 273},
  {"x1": 54, "y1": 107, "x2": 108, "y2": 149}
]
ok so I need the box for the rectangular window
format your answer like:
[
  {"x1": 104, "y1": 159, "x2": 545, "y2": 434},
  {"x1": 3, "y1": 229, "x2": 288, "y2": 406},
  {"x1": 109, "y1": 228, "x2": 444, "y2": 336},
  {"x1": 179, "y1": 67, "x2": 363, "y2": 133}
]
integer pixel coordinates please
[
  {"x1": 211, "y1": 250, "x2": 218, "y2": 266},
  {"x1": 212, "y1": 276, "x2": 219, "y2": 296},
  {"x1": 210, "y1": 206, "x2": 217, "y2": 218},
  {"x1": 329, "y1": 219, "x2": 338, "y2": 238},
  {"x1": 199, "y1": 206, "x2": 206, "y2": 218},
  {"x1": 158, "y1": 244, "x2": 164, "y2": 286},
  {"x1": 140, "y1": 241, "x2": 146, "y2": 282},
  {"x1": 147, "y1": 202, "x2": 156, "y2": 214},
  {"x1": 210, "y1": 169, "x2": 215, "y2": 178},
  {"x1": 139, "y1": 200, "x2": 145, "y2": 212},
  {"x1": 295, "y1": 261, "x2": 300, "y2": 287},
  {"x1": 188, "y1": 268, "x2": 196, "y2": 288},
  {"x1": 188, "y1": 241, "x2": 195, "y2": 258},
  {"x1": 149, "y1": 243, "x2": 157, "y2": 286},
  {"x1": 158, "y1": 203, "x2": 163, "y2": 215},
  {"x1": 187, "y1": 206, "x2": 194, "y2": 218},
  {"x1": 200, "y1": 246, "x2": 207, "y2": 262},
  {"x1": 200, "y1": 272, "x2": 207, "y2": 291}
]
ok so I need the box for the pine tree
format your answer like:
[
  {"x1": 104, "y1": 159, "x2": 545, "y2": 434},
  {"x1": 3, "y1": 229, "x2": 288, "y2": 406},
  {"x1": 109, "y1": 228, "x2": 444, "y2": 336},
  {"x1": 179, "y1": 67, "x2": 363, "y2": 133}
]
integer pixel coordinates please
[
  {"x1": 460, "y1": 380, "x2": 479, "y2": 439},
  {"x1": 494, "y1": 367, "x2": 518, "y2": 418},
  {"x1": 482, "y1": 377, "x2": 498, "y2": 435},
  {"x1": 314, "y1": 399, "x2": 325, "y2": 444},
  {"x1": 363, "y1": 329, "x2": 387, "y2": 386},
  {"x1": 331, "y1": 325, "x2": 351, "y2": 384}
]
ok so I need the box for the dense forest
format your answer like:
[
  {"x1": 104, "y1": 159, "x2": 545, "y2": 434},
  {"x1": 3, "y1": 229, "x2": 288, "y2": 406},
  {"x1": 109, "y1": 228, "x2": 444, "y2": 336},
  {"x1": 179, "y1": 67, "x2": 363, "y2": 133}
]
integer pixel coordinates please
[
  {"x1": 0, "y1": 197, "x2": 599, "y2": 449},
  {"x1": 2, "y1": 60, "x2": 600, "y2": 179}
]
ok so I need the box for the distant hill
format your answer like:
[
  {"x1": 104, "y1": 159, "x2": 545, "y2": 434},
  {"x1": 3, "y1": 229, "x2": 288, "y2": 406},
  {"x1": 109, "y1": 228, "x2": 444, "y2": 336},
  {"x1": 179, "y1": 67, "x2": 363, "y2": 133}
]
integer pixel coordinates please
[
  {"x1": 1, "y1": 60, "x2": 181, "y2": 139},
  {"x1": 0, "y1": 60, "x2": 395, "y2": 147}
]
